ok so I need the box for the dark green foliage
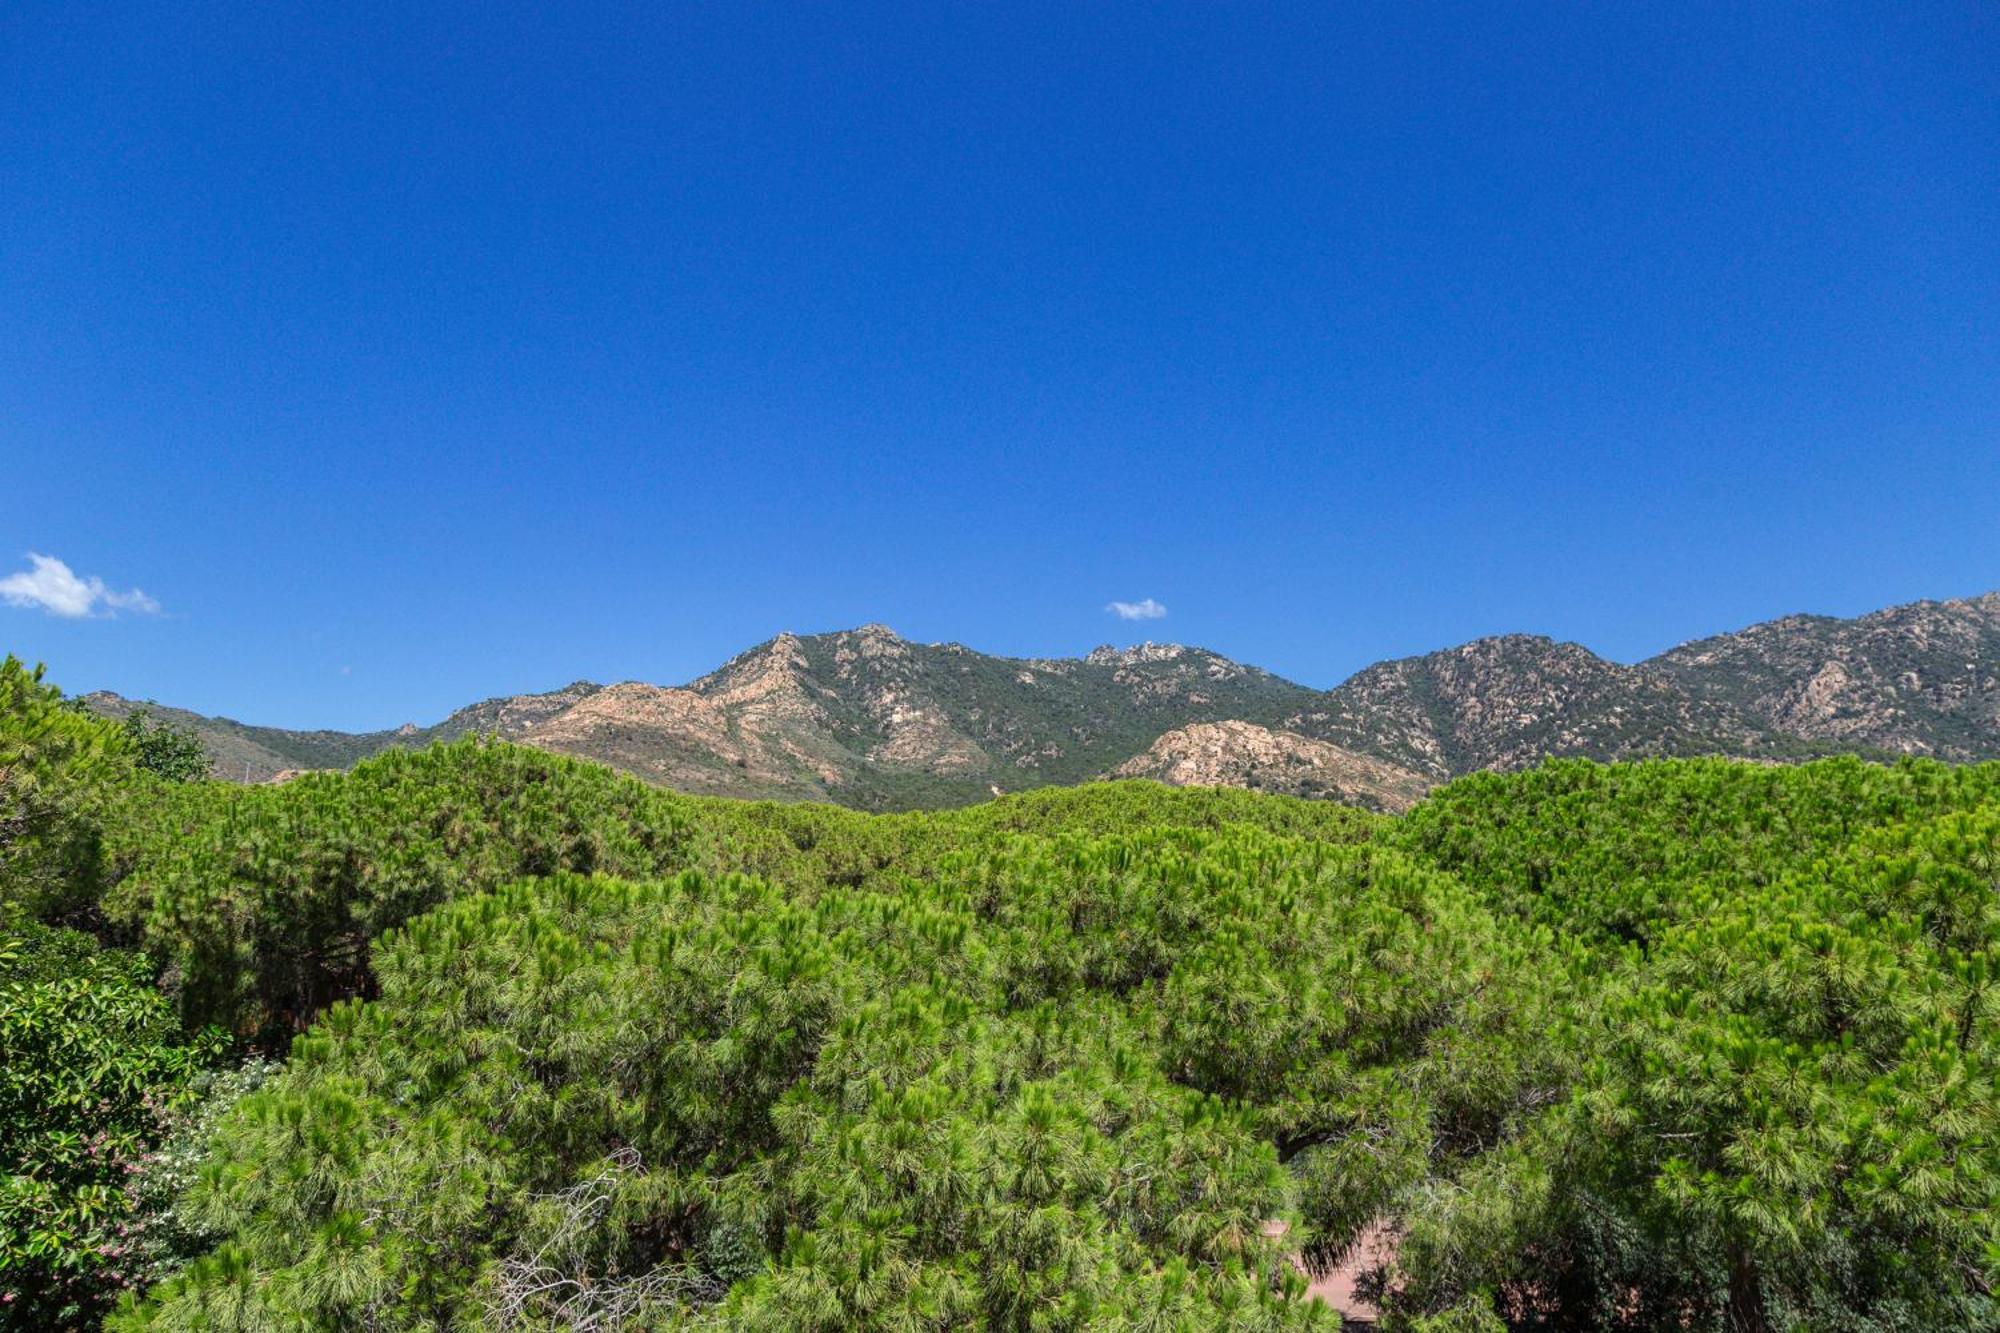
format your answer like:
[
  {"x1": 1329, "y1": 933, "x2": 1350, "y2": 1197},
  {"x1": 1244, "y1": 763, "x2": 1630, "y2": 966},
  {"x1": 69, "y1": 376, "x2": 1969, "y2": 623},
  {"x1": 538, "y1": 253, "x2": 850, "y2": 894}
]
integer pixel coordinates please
[
  {"x1": 113, "y1": 713, "x2": 209, "y2": 786},
  {"x1": 109, "y1": 1059, "x2": 278, "y2": 1296},
  {"x1": 0, "y1": 921, "x2": 224, "y2": 1329}
]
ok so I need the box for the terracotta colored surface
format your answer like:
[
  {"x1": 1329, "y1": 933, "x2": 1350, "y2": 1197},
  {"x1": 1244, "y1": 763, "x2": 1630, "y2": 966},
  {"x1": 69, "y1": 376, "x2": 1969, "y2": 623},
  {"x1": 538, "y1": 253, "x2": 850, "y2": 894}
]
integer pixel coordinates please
[{"x1": 1264, "y1": 1218, "x2": 1398, "y2": 1324}]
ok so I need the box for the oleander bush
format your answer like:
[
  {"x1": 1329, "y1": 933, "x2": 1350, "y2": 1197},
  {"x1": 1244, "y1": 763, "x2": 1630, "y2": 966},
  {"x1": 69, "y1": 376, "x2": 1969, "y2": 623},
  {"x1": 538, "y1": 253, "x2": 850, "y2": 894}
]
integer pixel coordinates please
[{"x1": 0, "y1": 920, "x2": 225, "y2": 1327}]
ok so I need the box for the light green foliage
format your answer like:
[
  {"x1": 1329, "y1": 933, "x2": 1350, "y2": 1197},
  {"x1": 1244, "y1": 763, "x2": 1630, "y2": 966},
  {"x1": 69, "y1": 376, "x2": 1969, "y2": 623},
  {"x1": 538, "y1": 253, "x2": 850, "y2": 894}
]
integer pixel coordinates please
[
  {"x1": 119, "y1": 850, "x2": 1425, "y2": 1328},
  {"x1": 97, "y1": 745, "x2": 1373, "y2": 1041},
  {"x1": 1386, "y1": 758, "x2": 2000, "y2": 1329},
  {"x1": 1, "y1": 656, "x2": 136, "y2": 924},
  {"x1": 1394, "y1": 755, "x2": 2000, "y2": 946},
  {"x1": 1387, "y1": 1298, "x2": 1509, "y2": 1333},
  {"x1": 1545, "y1": 806, "x2": 2000, "y2": 1329},
  {"x1": 100, "y1": 740, "x2": 703, "y2": 1037}
]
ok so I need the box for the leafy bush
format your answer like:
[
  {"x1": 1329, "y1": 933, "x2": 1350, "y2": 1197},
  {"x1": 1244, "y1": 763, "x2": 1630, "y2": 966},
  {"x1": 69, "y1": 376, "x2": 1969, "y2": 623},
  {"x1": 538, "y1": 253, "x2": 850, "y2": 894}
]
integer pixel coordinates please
[
  {"x1": 0, "y1": 922, "x2": 224, "y2": 1329},
  {"x1": 112, "y1": 712, "x2": 209, "y2": 786},
  {"x1": 105, "y1": 1058, "x2": 278, "y2": 1295}
]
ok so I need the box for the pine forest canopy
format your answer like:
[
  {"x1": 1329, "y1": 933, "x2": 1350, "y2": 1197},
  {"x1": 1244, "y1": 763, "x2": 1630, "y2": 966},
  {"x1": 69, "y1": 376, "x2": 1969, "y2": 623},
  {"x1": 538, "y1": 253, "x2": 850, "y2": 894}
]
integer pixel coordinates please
[{"x1": 4, "y1": 652, "x2": 2000, "y2": 1330}]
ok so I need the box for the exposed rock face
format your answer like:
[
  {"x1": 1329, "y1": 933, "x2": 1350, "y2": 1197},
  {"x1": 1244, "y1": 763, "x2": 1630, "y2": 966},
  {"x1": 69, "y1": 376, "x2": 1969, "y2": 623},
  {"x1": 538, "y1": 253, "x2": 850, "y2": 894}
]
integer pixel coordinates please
[
  {"x1": 1285, "y1": 635, "x2": 1784, "y2": 779},
  {"x1": 511, "y1": 682, "x2": 834, "y2": 797},
  {"x1": 429, "y1": 681, "x2": 603, "y2": 742},
  {"x1": 1648, "y1": 592, "x2": 2000, "y2": 759},
  {"x1": 81, "y1": 590, "x2": 2000, "y2": 810},
  {"x1": 1112, "y1": 721, "x2": 1433, "y2": 812}
]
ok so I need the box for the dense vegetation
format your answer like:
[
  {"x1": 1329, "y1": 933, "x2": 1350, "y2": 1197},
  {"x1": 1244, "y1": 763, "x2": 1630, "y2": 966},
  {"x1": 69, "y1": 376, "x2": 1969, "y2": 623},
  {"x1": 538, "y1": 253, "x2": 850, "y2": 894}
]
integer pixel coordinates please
[{"x1": 6, "y1": 652, "x2": 2000, "y2": 1329}]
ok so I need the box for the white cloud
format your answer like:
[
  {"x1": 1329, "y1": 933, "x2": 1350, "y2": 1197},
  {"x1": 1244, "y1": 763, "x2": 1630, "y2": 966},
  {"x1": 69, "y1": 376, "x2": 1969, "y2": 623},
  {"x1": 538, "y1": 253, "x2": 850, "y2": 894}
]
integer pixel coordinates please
[
  {"x1": 1106, "y1": 598, "x2": 1167, "y2": 621},
  {"x1": 0, "y1": 553, "x2": 161, "y2": 619}
]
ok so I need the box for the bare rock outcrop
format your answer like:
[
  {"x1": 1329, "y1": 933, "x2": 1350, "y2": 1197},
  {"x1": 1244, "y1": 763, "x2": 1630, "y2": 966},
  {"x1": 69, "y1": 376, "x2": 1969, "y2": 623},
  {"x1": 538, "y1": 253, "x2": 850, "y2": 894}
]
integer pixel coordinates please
[{"x1": 1113, "y1": 720, "x2": 1433, "y2": 813}]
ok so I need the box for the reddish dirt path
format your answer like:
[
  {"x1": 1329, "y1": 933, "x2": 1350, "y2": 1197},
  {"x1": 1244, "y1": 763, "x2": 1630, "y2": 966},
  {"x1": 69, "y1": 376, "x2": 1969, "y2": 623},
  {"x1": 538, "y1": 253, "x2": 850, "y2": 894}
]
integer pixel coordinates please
[{"x1": 1265, "y1": 1218, "x2": 1397, "y2": 1324}]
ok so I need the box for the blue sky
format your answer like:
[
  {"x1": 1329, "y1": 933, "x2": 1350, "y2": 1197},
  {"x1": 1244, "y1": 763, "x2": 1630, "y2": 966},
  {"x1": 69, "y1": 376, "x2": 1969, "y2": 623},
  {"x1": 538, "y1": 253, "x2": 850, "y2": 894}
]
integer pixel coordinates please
[{"x1": 4, "y1": 2, "x2": 1995, "y2": 729}]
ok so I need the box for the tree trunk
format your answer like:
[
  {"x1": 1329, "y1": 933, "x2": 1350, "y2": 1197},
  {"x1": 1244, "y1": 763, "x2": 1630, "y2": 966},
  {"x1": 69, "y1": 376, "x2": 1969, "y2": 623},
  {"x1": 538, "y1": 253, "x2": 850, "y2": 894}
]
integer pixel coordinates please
[{"x1": 1726, "y1": 1244, "x2": 1767, "y2": 1333}]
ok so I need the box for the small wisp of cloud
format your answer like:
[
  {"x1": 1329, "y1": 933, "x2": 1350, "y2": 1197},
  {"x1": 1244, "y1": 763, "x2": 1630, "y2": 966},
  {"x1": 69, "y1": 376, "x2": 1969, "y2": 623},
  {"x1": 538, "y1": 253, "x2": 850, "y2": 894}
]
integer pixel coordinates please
[
  {"x1": 1106, "y1": 598, "x2": 1167, "y2": 622},
  {"x1": 0, "y1": 552, "x2": 161, "y2": 619}
]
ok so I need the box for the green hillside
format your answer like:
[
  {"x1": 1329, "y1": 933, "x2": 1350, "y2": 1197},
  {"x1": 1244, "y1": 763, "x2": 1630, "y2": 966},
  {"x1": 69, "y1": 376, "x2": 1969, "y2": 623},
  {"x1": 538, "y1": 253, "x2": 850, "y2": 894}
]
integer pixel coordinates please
[{"x1": 7, "y1": 653, "x2": 2000, "y2": 1330}]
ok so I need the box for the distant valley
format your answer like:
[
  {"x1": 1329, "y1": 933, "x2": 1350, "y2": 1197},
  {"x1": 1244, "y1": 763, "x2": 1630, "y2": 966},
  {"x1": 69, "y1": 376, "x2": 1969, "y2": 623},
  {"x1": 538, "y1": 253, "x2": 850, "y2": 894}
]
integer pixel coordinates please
[{"x1": 83, "y1": 590, "x2": 2000, "y2": 811}]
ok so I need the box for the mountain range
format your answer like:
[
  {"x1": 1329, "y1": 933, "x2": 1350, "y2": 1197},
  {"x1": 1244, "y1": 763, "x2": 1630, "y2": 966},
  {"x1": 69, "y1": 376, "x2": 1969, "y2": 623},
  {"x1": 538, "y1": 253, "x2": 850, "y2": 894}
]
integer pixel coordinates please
[{"x1": 80, "y1": 590, "x2": 2000, "y2": 812}]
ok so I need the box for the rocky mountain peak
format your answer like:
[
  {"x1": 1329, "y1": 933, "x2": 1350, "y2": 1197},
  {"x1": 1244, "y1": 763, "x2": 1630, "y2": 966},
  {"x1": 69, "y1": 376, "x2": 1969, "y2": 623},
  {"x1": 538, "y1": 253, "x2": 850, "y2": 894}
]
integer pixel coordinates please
[
  {"x1": 693, "y1": 632, "x2": 810, "y2": 695},
  {"x1": 1085, "y1": 642, "x2": 1189, "y2": 667},
  {"x1": 832, "y1": 623, "x2": 913, "y2": 663},
  {"x1": 1432, "y1": 634, "x2": 1601, "y2": 670},
  {"x1": 1648, "y1": 588, "x2": 2000, "y2": 759},
  {"x1": 1290, "y1": 631, "x2": 1773, "y2": 780}
]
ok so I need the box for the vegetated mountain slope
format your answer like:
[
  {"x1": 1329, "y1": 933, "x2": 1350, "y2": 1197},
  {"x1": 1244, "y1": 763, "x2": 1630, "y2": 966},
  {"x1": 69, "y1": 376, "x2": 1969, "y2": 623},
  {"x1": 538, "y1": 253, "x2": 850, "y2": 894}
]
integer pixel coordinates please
[
  {"x1": 1111, "y1": 720, "x2": 1432, "y2": 812},
  {"x1": 78, "y1": 692, "x2": 408, "y2": 779},
  {"x1": 1648, "y1": 590, "x2": 2000, "y2": 760},
  {"x1": 81, "y1": 626, "x2": 1320, "y2": 806},
  {"x1": 524, "y1": 626, "x2": 1325, "y2": 808},
  {"x1": 80, "y1": 681, "x2": 603, "y2": 781},
  {"x1": 1283, "y1": 633, "x2": 1796, "y2": 780},
  {"x1": 72, "y1": 590, "x2": 2000, "y2": 806},
  {"x1": 747, "y1": 626, "x2": 1322, "y2": 795}
]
